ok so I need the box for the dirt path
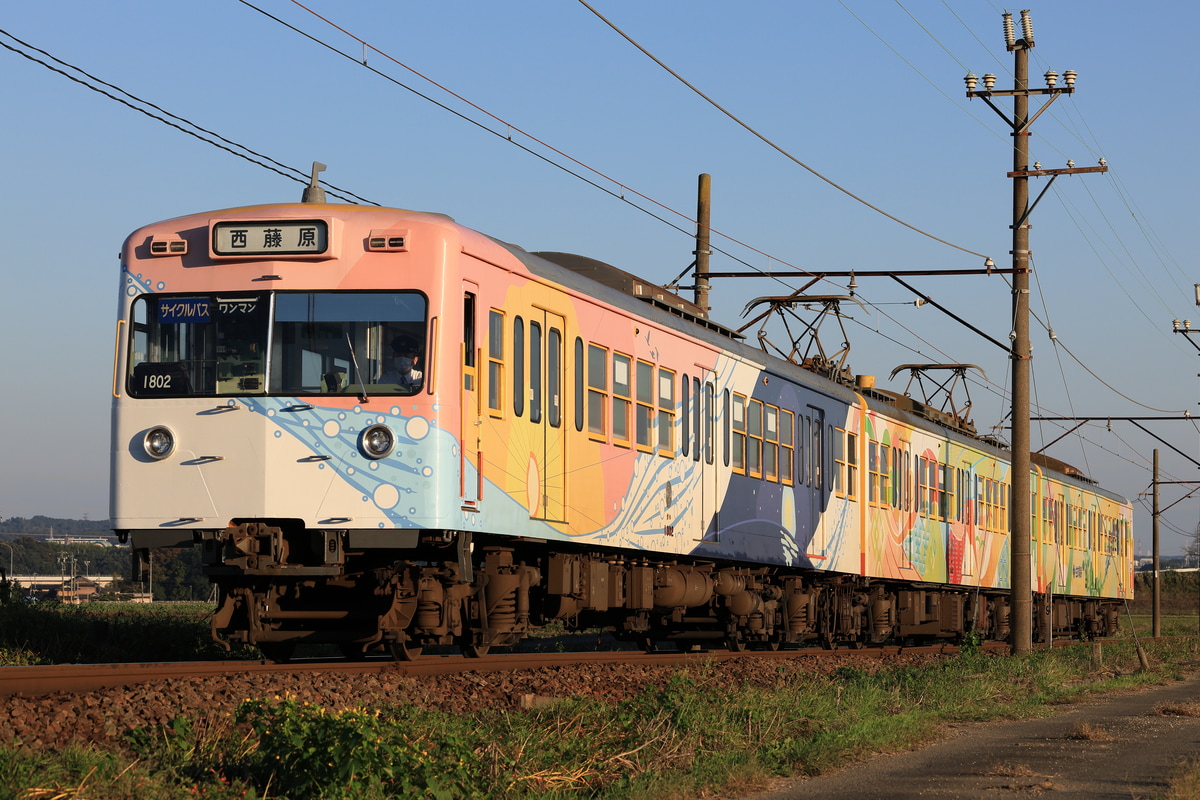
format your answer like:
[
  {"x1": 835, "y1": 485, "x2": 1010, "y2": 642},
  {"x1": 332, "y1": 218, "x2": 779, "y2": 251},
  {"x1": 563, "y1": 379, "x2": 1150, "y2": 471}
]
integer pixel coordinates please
[{"x1": 747, "y1": 672, "x2": 1200, "y2": 799}]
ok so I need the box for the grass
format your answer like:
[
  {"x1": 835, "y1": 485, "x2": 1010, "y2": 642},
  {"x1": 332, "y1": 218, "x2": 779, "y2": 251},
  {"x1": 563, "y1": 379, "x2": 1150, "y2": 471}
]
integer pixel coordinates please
[
  {"x1": 1161, "y1": 758, "x2": 1200, "y2": 800},
  {"x1": 3, "y1": 637, "x2": 1199, "y2": 800},
  {"x1": 0, "y1": 601, "x2": 228, "y2": 665},
  {"x1": 2, "y1": 577, "x2": 1198, "y2": 798}
]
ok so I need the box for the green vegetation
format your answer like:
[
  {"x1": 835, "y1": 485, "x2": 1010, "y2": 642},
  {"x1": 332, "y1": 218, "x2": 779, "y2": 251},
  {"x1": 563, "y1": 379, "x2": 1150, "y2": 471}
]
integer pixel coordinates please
[
  {"x1": 2, "y1": 637, "x2": 1199, "y2": 799},
  {"x1": 1126, "y1": 571, "x2": 1200, "y2": 637},
  {"x1": 0, "y1": 601, "x2": 228, "y2": 665},
  {"x1": 0, "y1": 516, "x2": 114, "y2": 540},
  {"x1": 1, "y1": 568, "x2": 1197, "y2": 797},
  {"x1": 0, "y1": 534, "x2": 209, "y2": 602}
]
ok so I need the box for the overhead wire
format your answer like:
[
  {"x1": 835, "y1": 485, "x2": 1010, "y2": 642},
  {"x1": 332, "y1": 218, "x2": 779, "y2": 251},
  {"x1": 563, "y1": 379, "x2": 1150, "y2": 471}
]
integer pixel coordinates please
[
  {"x1": 577, "y1": 0, "x2": 992, "y2": 262},
  {"x1": 10, "y1": 5, "x2": 1193, "y2": 503},
  {"x1": 0, "y1": 28, "x2": 376, "y2": 206},
  {"x1": 934, "y1": 4, "x2": 1191, "y2": 319},
  {"x1": 243, "y1": 0, "x2": 874, "y2": 305},
  {"x1": 265, "y1": 0, "x2": 1027, "y2": 405},
  {"x1": 578, "y1": 0, "x2": 1189, "y2": 436},
  {"x1": 254, "y1": 0, "x2": 1196, "y2": 454},
  {"x1": 879, "y1": 4, "x2": 1195, "y2": 454}
]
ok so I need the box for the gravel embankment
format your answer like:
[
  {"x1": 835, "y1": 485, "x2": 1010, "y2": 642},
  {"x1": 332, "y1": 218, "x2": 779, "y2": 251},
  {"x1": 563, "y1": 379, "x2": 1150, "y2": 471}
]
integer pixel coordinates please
[{"x1": 2, "y1": 652, "x2": 940, "y2": 752}]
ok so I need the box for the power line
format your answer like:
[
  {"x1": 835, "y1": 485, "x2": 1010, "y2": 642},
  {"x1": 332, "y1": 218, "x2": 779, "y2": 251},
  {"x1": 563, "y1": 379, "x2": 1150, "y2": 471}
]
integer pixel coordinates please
[
  {"x1": 243, "y1": 0, "x2": 1187, "y2": 438},
  {"x1": 0, "y1": 27, "x2": 374, "y2": 205},
  {"x1": 10, "y1": 8, "x2": 1191, "y2": 492},
  {"x1": 238, "y1": 0, "x2": 812, "y2": 284},
  {"x1": 0, "y1": 27, "x2": 375, "y2": 206},
  {"x1": 579, "y1": 0, "x2": 991, "y2": 262}
]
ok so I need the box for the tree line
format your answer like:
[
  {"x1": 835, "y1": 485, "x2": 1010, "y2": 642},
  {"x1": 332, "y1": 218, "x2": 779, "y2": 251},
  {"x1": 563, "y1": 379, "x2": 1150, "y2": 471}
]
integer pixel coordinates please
[{"x1": 0, "y1": 523, "x2": 210, "y2": 603}]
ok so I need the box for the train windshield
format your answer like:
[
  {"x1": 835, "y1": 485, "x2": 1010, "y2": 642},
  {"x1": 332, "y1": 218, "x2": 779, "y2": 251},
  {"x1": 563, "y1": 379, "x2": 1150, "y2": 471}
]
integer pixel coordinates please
[{"x1": 127, "y1": 291, "x2": 427, "y2": 398}]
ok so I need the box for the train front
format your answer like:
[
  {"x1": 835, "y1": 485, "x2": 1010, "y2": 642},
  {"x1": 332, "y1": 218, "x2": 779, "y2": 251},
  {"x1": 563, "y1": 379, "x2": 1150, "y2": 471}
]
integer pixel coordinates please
[{"x1": 111, "y1": 199, "x2": 459, "y2": 658}]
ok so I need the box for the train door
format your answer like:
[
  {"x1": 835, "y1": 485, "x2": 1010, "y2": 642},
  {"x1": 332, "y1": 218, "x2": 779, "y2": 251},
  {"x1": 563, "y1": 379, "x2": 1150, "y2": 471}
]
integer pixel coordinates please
[
  {"x1": 688, "y1": 371, "x2": 717, "y2": 542},
  {"x1": 529, "y1": 308, "x2": 566, "y2": 524},
  {"x1": 793, "y1": 411, "x2": 811, "y2": 549},
  {"x1": 461, "y1": 284, "x2": 481, "y2": 507},
  {"x1": 959, "y1": 463, "x2": 976, "y2": 580},
  {"x1": 807, "y1": 405, "x2": 825, "y2": 555},
  {"x1": 703, "y1": 374, "x2": 718, "y2": 539},
  {"x1": 1054, "y1": 491, "x2": 1067, "y2": 592}
]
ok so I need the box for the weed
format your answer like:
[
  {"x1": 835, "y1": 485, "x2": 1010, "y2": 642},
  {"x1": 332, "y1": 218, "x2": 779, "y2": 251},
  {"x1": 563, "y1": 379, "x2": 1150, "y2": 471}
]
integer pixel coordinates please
[
  {"x1": 237, "y1": 697, "x2": 483, "y2": 799},
  {"x1": 1154, "y1": 702, "x2": 1200, "y2": 718},
  {"x1": 1066, "y1": 722, "x2": 1117, "y2": 741}
]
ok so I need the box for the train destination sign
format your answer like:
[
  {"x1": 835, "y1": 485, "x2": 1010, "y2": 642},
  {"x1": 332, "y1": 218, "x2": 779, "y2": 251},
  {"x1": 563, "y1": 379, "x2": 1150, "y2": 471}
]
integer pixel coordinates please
[{"x1": 211, "y1": 219, "x2": 328, "y2": 256}]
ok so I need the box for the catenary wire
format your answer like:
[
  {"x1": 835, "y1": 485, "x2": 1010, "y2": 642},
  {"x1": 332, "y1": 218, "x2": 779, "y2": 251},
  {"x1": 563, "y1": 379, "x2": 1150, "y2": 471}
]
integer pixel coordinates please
[
  {"x1": 266, "y1": 0, "x2": 1192, "y2": 441},
  {"x1": 11, "y1": 8, "x2": 1191, "y2": 506},
  {"x1": 0, "y1": 29, "x2": 374, "y2": 205},
  {"x1": 576, "y1": 0, "x2": 991, "y2": 262}
]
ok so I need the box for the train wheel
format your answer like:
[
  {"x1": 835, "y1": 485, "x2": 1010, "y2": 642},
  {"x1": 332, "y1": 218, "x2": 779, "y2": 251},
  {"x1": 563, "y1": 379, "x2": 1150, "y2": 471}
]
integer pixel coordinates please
[
  {"x1": 388, "y1": 641, "x2": 424, "y2": 661},
  {"x1": 725, "y1": 635, "x2": 746, "y2": 653},
  {"x1": 464, "y1": 643, "x2": 491, "y2": 659},
  {"x1": 638, "y1": 636, "x2": 659, "y2": 653}
]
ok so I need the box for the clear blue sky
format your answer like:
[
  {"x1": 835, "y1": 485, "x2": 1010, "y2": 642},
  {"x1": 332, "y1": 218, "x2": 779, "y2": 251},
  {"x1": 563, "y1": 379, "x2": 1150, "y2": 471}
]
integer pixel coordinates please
[{"x1": 2, "y1": 1, "x2": 1197, "y2": 556}]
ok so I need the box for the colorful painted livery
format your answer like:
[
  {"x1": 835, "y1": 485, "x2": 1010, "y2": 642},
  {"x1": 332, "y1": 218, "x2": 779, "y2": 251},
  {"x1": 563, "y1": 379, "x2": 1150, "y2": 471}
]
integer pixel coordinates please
[{"x1": 111, "y1": 193, "x2": 1133, "y2": 659}]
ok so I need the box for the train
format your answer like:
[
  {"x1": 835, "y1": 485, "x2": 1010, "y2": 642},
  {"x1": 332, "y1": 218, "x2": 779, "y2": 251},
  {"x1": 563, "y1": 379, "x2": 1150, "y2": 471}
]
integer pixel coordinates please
[{"x1": 111, "y1": 180, "x2": 1134, "y2": 661}]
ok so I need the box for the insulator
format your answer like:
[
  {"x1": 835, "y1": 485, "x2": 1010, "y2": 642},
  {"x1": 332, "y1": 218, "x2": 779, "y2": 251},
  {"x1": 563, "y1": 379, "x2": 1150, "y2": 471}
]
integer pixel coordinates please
[
  {"x1": 1002, "y1": 12, "x2": 1016, "y2": 47},
  {"x1": 1020, "y1": 10, "x2": 1034, "y2": 45}
]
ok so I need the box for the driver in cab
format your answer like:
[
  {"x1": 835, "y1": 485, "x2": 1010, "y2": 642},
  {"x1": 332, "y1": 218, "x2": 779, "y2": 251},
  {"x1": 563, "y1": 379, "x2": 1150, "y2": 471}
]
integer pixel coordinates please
[{"x1": 379, "y1": 335, "x2": 422, "y2": 390}]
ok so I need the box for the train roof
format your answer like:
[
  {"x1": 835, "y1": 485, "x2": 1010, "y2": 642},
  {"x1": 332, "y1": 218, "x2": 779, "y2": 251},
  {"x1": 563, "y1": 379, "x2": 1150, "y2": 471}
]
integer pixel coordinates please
[{"x1": 503, "y1": 240, "x2": 1126, "y2": 503}]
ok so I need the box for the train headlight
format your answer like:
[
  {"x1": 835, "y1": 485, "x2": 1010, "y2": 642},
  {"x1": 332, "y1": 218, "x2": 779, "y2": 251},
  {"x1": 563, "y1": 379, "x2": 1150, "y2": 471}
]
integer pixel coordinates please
[
  {"x1": 143, "y1": 426, "x2": 176, "y2": 460},
  {"x1": 360, "y1": 423, "x2": 395, "y2": 459}
]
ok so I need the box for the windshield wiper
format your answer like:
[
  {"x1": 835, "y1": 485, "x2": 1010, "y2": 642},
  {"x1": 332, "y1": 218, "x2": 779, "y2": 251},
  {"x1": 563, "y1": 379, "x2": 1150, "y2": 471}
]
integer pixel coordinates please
[{"x1": 345, "y1": 333, "x2": 368, "y2": 403}]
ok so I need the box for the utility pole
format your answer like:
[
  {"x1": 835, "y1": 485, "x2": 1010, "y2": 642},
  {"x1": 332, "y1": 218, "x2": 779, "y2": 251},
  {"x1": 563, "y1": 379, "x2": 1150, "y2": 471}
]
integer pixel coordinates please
[
  {"x1": 965, "y1": 10, "x2": 1106, "y2": 655},
  {"x1": 694, "y1": 173, "x2": 712, "y2": 316},
  {"x1": 1153, "y1": 449, "x2": 1161, "y2": 637}
]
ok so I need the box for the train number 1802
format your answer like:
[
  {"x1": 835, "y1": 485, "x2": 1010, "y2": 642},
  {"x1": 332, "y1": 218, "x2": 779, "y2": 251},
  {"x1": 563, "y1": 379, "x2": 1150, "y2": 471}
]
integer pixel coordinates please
[{"x1": 131, "y1": 362, "x2": 186, "y2": 397}]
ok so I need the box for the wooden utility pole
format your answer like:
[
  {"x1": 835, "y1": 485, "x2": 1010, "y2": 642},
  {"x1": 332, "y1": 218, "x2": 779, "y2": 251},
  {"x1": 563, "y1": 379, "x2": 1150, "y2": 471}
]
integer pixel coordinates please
[
  {"x1": 964, "y1": 10, "x2": 1105, "y2": 654},
  {"x1": 1153, "y1": 449, "x2": 1161, "y2": 637},
  {"x1": 694, "y1": 173, "x2": 712, "y2": 316}
]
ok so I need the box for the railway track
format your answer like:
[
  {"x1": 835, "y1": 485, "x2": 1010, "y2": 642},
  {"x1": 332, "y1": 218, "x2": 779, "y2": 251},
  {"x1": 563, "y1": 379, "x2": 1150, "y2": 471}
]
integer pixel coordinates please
[{"x1": 0, "y1": 641, "x2": 986, "y2": 698}]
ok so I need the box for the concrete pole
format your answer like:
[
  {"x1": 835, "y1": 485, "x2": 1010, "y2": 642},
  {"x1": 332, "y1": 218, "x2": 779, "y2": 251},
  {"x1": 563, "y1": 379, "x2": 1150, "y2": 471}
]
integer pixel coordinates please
[{"x1": 1009, "y1": 36, "x2": 1033, "y2": 656}]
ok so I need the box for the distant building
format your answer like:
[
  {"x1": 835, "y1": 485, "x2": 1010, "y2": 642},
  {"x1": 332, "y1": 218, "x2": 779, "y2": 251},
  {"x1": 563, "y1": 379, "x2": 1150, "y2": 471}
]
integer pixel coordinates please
[
  {"x1": 4, "y1": 574, "x2": 117, "y2": 601},
  {"x1": 46, "y1": 536, "x2": 116, "y2": 547}
]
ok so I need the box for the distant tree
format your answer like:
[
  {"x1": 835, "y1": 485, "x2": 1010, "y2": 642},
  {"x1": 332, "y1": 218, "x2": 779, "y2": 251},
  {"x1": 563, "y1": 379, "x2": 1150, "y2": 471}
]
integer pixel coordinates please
[
  {"x1": 0, "y1": 516, "x2": 114, "y2": 539},
  {"x1": 148, "y1": 548, "x2": 209, "y2": 601},
  {"x1": 1, "y1": 517, "x2": 213, "y2": 602}
]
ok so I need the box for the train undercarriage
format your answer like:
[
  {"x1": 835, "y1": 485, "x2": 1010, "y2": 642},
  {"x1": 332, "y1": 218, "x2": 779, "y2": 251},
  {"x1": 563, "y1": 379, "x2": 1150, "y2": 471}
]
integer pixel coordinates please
[{"x1": 192, "y1": 522, "x2": 1121, "y2": 662}]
